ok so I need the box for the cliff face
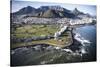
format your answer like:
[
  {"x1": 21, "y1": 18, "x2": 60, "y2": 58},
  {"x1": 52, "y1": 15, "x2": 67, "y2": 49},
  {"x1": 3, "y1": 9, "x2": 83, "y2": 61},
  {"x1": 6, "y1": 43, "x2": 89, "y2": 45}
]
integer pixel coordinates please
[{"x1": 11, "y1": 6, "x2": 76, "y2": 18}]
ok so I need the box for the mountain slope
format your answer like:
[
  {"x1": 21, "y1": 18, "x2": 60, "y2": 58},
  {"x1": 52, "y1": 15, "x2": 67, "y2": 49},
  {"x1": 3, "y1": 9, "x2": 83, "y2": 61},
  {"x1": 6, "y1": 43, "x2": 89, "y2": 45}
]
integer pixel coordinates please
[
  {"x1": 11, "y1": 6, "x2": 90, "y2": 18},
  {"x1": 72, "y1": 8, "x2": 84, "y2": 16}
]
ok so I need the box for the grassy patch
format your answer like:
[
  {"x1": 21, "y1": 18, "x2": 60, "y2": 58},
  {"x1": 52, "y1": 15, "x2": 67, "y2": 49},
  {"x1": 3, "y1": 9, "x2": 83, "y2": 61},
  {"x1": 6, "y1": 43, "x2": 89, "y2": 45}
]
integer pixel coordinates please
[
  {"x1": 13, "y1": 24, "x2": 59, "y2": 38},
  {"x1": 11, "y1": 24, "x2": 72, "y2": 49},
  {"x1": 11, "y1": 35, "x2": 71, "y2": 49}
]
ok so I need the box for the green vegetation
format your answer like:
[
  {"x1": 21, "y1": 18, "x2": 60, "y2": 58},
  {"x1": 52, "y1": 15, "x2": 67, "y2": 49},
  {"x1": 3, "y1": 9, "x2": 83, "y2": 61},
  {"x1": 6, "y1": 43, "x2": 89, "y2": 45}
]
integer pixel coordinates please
[
  {"x1": 13, "y1": 24, "x2": 59, "y2": 38},
  {"x1": 11, "y1": 36, "x2": 71, "y2": 48},
  {"x1": 11, "y1": 24, "x2": 72, "y2": 49}
]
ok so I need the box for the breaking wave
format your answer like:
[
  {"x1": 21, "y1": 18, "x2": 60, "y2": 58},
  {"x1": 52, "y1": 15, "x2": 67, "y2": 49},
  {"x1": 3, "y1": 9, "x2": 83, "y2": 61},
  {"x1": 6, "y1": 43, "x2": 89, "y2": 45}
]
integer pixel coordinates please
[{"x1": 74, "y1": 33, "x2": 91, "y2": 54}]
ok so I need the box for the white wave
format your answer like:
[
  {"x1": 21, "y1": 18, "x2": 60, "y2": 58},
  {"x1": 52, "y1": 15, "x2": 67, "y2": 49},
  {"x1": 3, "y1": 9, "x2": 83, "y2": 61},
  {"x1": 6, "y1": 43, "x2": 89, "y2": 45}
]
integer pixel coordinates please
[
  {"x1": 81, "y1": 48, "x2": 87, "y2": 54},
  {"x1": 74, "y1": 33, "x2": 91, "y2": 55},
  {"x1": 54, "y1": 46, "x2": 61, "y2": 49},
  {"x1": 75, "y1": 33, "x2": 91, "y2": 46},
  {"x1": 62, "y1": 49, "x2": 73, "y2": 53}
]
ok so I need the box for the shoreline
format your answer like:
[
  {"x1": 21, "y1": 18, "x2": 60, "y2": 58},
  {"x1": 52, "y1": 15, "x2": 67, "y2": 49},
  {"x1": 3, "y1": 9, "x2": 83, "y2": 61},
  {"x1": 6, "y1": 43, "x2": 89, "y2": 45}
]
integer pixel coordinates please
[{"x1": 11, "y1": 24, "x2": 95, "y2": 50}]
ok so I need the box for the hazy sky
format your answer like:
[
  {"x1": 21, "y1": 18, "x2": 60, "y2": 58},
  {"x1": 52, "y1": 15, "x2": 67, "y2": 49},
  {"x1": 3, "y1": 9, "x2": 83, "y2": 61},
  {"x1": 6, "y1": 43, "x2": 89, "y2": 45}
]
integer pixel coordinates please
[{"x1": 11, "y1": 0, "x2": 96, "y2": 16}]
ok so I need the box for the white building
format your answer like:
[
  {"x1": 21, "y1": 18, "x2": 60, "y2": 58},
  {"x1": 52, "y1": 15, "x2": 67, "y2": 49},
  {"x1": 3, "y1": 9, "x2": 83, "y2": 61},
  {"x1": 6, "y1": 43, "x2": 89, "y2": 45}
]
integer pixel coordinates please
[{"x1": 54, "y1": 26, "x2": 67, "y2": 40}]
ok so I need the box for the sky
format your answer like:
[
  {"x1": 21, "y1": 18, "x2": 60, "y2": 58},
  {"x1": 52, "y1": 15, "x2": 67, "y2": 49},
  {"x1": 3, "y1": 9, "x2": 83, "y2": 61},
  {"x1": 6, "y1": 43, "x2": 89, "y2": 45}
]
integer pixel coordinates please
[{"x1": 11, "y1": 0, "x2": 96, "y2": 16}]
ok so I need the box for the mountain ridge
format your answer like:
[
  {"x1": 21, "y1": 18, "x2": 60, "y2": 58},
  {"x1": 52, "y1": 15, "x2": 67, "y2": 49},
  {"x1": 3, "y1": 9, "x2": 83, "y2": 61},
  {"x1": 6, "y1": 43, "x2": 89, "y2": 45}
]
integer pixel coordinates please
[{"x1": 11, "y1": 5, "x2": 91, "y2": 18}]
